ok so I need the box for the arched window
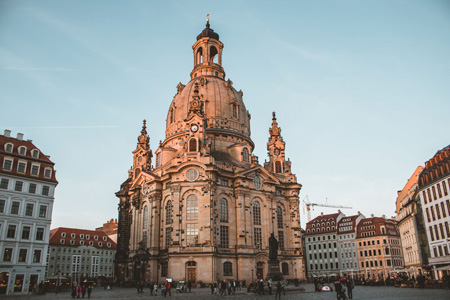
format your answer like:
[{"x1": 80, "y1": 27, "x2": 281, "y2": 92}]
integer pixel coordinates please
[
  {"x1": 232, "y1": 104, "x2": 237, "y2": 118},
  {"x1": 165, "y1": 200, "x2": 172, "y2": 225},
  {"x1": 170, "y1": 108, "x2": 174, "y2": 123},
  {"x1": 196, "y1": 47, "x2": 203, "y2": 64},
  {"x1": 223, "y1": 261, "x2": 232, "y2": 276},
  {"x1": 277, "y1": 207, "x2": 283, "y2": 229},
  {"x1": 143, "y1": 206, "x2": 148, "y2": 229},
  {"x1": 210, "y1": 46, "x2": 218, "y2": 63},
  {"x1": 186, "y1": 194, "x2": 198, "y2": 221},
  {"x1": 275, "y1": 161, "x2": 282, "y2": 173},
  {"x1": 253, "y1": 202, "x2": 261, "y2": 225},
  {"x1": 242, "y1": 148, "x2": 249, "y2": 162},
  {"x1": 220, "y1": 198, "x2": 228, "y2": 222},
  {"x1": 189, "y1": 138, "x2": 197, "y2": 152}
]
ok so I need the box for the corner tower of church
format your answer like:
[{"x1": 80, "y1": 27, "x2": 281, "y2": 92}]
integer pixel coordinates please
[{"x1": 115, "y1": 20, "x2": 304, "y2": 285}]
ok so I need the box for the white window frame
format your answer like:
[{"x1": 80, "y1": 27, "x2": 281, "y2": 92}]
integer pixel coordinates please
[
  {"x1": 17, "y1": 161, "x2": 27, "y2": 173},
  {"x1": 5, "y1": 143, "x2": 13, "y2": 153},
  {"x1": 31, "y1": 149, "x2": 39, "y2": 158},
  {"x1": 44, "y1": 168, "x2": 52, "y2": 178},
  {"x1": 30, "y1": 164, "x2": 40, "y2": 176},
  {"x1": 18, "y1": 146, "x2": 27, "y2": 156},
  {"x1": 2, "y1": 158, "x2": 13, "y2": 171}
]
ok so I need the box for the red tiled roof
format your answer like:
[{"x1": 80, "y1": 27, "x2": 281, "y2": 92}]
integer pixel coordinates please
[
  {"x1": 49, "y1": 227, "x2": 117, "y2": 249},
  {"x1": 337, "y1": 214, "x2": 360, "y2": 234},
  {"x1": 304, "y1": 213, "x2": 340, "y2": 235},
  {"x1": 356, "y1": 217, "x2": 399, "y2": 238},
  {"x1": 0, "y1": 134, "x2": 58, "y2": 183}
]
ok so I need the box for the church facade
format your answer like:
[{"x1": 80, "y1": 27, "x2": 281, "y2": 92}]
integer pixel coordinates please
[{"x1": 115, "y1": 21, "x2": 305, "y2": 284}]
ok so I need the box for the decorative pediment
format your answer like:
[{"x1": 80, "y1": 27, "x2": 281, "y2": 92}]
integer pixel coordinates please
[
  {"x1": 237, "y1": 165, "x2": 280, "y2": 184},
  {"x1": 130, "y1": 170, "x2": 161, "y2": 190}
]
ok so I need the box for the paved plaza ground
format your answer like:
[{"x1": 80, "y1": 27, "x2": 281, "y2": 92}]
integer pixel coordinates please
[{"x1": 4, "y1": 284, "x2": 450, "y2": 299}]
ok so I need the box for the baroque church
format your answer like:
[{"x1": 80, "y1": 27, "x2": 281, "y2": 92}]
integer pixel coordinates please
[{"x1": 115, "y1": 20, "x2": 305, "y2": 284}]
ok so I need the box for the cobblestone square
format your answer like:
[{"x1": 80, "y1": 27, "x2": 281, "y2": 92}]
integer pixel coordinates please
[{"x1": 4, "y1": 284, "x2": 450, "y2": 300}]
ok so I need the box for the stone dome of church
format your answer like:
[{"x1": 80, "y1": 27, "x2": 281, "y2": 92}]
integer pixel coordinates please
[{"x1": 164, "y1": 22, "x2": 253, "y2": 151}]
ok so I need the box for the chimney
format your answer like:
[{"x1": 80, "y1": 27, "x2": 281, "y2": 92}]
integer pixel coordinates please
[
  {"x1": 4, "y1": 129, "x2": 11, "y2": 137},
  {"x1": 321, "y1": 212, "x2": 324, "y2": 216},
  {"x1": 17, "y1": 133, "x2": 24, "y2": 141},
  {"x1": 371, "y1": 214, "x2": 374, "y2": 217},
  {"x1": 357, "y1": 211, "x2": 361, "y2": 215},
  {"x1": 338, "y1": 209, "x2": 341, "y2": 213},
  {"x1": 382, "y1": 214, "x2": 386, "y2": 219}
]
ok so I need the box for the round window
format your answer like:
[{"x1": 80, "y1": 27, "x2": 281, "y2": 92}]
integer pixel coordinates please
[
  {"x1": 253, "y1": 176, "x2": 261, "y2": 189},
  {"x1": 186, "y1": 168, "x2": 199, "y2": 181}
]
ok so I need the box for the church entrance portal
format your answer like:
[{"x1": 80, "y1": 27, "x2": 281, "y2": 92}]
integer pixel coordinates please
[
  {"x1": 256, "y1": 262, "x2": 264, "y2": 280},
  {"x1": 186, "y1": 261, "x2": 197, "y2": 283}
]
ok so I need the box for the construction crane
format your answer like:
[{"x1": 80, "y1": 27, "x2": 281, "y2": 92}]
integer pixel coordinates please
[{"x1": 303, "y1": 195, "x2": 352, "y2": 222}]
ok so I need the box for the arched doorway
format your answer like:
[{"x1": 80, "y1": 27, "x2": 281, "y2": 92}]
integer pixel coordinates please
[
  {"x1": 256, "y1": 262, "x2": 264, "y2": 280},
  {"x1": 186, "y1": 261, "x2": 196, "y2": 283}
]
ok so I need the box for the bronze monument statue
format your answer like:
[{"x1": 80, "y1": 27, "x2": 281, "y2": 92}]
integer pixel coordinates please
[{"x1": 269, "y1": 233, "x2": 278, "y2": 260}]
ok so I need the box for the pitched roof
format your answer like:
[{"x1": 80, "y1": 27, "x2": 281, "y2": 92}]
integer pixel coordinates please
[{"x1": 49, "y1": 227, "x2": 117, "y2": 249}]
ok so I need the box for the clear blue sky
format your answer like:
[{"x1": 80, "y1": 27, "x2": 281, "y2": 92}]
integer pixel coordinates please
[{"x1": 1, "y1": 0, "x2": 449, "y2": 229}]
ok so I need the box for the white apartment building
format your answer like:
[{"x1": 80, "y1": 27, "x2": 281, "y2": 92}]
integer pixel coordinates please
[
  {"x1": 305, "y1": 211, "x2": 345, "y2": 277},
  {"x1": 337, "y1": 213, "x2": 365, "y2": 278},
  {"x1": 418, "y1": 145, "x2": 450, "y2": 279},
  {"x1": 0, "y1": 130, "x2": 58, "y2": 295}
]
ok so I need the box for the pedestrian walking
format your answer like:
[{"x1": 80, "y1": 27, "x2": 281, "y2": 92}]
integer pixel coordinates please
[
  {"x1": 268, "y1": 279, "x2": 272, "y2": 295},
  {"x1": 87, "y1": 285, "x2": 92, "y2": 298},
  {"x1": 82, "y1": 285, "x2": 86, "y2": 298},
  {"x1": 346, "y1": 279, "x2": 354, "y2": 299},
  {"x1": 281, "y1": 280, "x2": 285, "y2": 295},
  {"x1": 275, "y1": 281, "x2": 282, "y2": 299}
]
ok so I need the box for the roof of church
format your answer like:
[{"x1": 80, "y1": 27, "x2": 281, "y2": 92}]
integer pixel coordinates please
[{"x1": 197, "y1": 21, "x2": 219, "y2": 41}]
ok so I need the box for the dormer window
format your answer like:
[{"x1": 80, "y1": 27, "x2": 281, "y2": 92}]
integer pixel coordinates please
[
  {"x1": 31, "y1": 149, "x2": 39, "y2": 158},
  {"x1": 44, "y1": 168, "x2": 52, "y2": 178},
  {"x1": 5, "y1": 143, "x2": 13, "y2": 153},
  {"x1": 61, "y1": 232, "x2": 66, "y2": 238},
  {"x1": 3, "y1": 159, "x2": 13, "y2": 171},
  {"x1": 18, "y1": 146, "x2": 26, "y2": 155},
  {"x1": 17, "y1": 161, "x2": 26, "y2": 173},
  {"x1": 103, "y1": 236, "x2": 107, "y2": 241},
  {"x1": 31, "y1": 164, "x2": 40, "y2": 176}
]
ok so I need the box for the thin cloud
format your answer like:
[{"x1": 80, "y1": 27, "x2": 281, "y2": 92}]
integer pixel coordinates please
[
  {"x1": 0, "y1": 66, "x2": 75, "y2": 72},
  {"x1": 4, "y1": 126, "x2": 119, "y2": 129}
]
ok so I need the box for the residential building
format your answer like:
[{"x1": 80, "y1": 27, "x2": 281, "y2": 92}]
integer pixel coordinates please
[
  {"x1": 304, "y1": 212, "x2": 344, "y2": 277},
  {"x1": 115, "y1": 20, "x2": 304, "y2": 284},
  {"x1": 337, "y1": 213, "x2": 365, "y2": 278},
  {"x1": 396, "y1": 166, "x2": 429, "y2": 277},
  {"x1": 47, "y1": 228, "x2": 116, "y2": 284},
  {"x1": 417, "y1": 145, "x2": 450, "y2": 279},
  {"x1": 356, "y1": 216, "x2": 404, "y2": 279},
  {"x1": 95, "y1": 219, "x2": 118, "y2": 243},
  {"x1": 0, "y1": 130, "x2": 58, "y2": 295}
]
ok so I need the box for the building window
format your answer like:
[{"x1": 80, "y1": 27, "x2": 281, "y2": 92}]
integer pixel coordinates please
[
  {"x1": 186, "y1": 223, "x2": 198, "y2": 246},
  {"x1": 253, "y1": 201, "x2": 261, "y2": 225},
  {"x1": 21, "y1": 226, "x2": 31, "y2": 239},
  {"x1": 220, "y1": 198, "x2": 228, "y2": 222},
  {"x1": 91, "y1": 256, "x2": 99, "y2": 277},
  {"x1": 165, "y1": 200, "x2": 172, "y2": 225},
  {"x1": 15, "y1": 181, "x2": 23, "y2": 192},
  {"x1": 275, "y1": 161, "x2": 282, "y2": 173},
  {"x1": 7, "y1": 225, "x2": 16, "y2": 238},
  {"x1": 242, "y1": 148, "x2": 249, "y2": 162},
  {"x1": 31, "y1": 149, "x2": 39, "y2": 158},
  {"x1": 18, "y1": 249, "x2": 27, "y2": 262},
  {"x1": 143, "y1": 205, "x2": 148, "y2": 229},
  {"x1": 254, "y1": 227, "x2": 262, "y2": 247},
  {"x1": 18, "y1": 146, "x2": 26, "y2": 155},
  {"x1": 11, "y1": 201, "x2": 20, "y2": 214},
  {"x1": 31, "y1": 165, "x2": 40, "y2": 176},
  {"x1": 232, "y1": 104, "x2": 238, "y2": 118},
  {"x1": 277, "y1": 206, "x2": 283, "y2": 229},
  {"x1": 220, "y1": 225, "x2": 229, "y2": 248},
  {"x1": 94, "y1": 235, "x2": 98, "y2": 240},
  {"x1": 36, "y1": 228, "x2": 44, "y2": 240},
  {"x1": 253, "y1": 176, "x2": 261, "y2": 189},
  {"x1": 278, "y1": 231, "x2": 284, "y2": 250},
  {"x1": 3, "y1": 159, "x2": 12, "y2": 170},
  {"x1": 5, "y1": 143, "x2": 13, "y2": 152},
  {"x1": 3, "y1": 248, "x2": 13, "y2": 261},
  {"x1": 0, "y1": 178, "x2": 9, "y2": 189},
  {"x1": 186, "y1": 168, "x2": 199, "y2": 181},
  {"x1": 32, "y1": 249, "x2": 41, "y2": 263},
  {"x1": 161, "y1": 261, "x2": 168, "y2": 277},
  {"x1": 0, "y1": 199, "x2": 5, "y2": 212},
  {"x1": 39, "y1": 205, "x2": 47, "y2": 218},
  {"x1": 155, "y1": 152, "x2": 161, "y2": 167},
  {"x1": 224, "y1": 261, "x2": 232, "y2": 276},
  {"x1": 165, "y1": 227, "x2": 172, "y2": 248},
  {"x1": 186, "y1": 194, "x2": 198, "y2": 221},
  {"x1": 72, "y1": 255, "x2": 81, "y2": 273},
  {"x1": 44, "y1": 168, "x2": 52, "y2": 178},
  {"x1": 17, "y1": 162, "x2": 26, "y2": 173},
  {"x1": 29, "y1": 183, "x2": 37, "y2": 194},
  {"x1": 42, "y1": 185, "x2": 50, "y2": 196},
  {"x1": 25, "y1": 203, "x2": 34, "y2": 216},
  {"x1": 189, "y1": 138, "x2": 197, "y2": 152}
]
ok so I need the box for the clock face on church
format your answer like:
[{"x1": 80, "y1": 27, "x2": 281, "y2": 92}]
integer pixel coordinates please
[
  {"x1": 190, "y1": 124, "x2": 199, "y2": 133},
  {"x1": 274, "y1": 148, "x2": 280, "y2": 156}
]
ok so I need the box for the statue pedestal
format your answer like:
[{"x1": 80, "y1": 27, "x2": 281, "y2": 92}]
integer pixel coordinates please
[{"x1": 266, "y1": 259, "x2": 283, "y2": 281}]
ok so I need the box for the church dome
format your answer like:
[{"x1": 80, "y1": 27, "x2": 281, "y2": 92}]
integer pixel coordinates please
[{"x1": 196, "y1": 22, "x2": 219, "y2": 41}]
